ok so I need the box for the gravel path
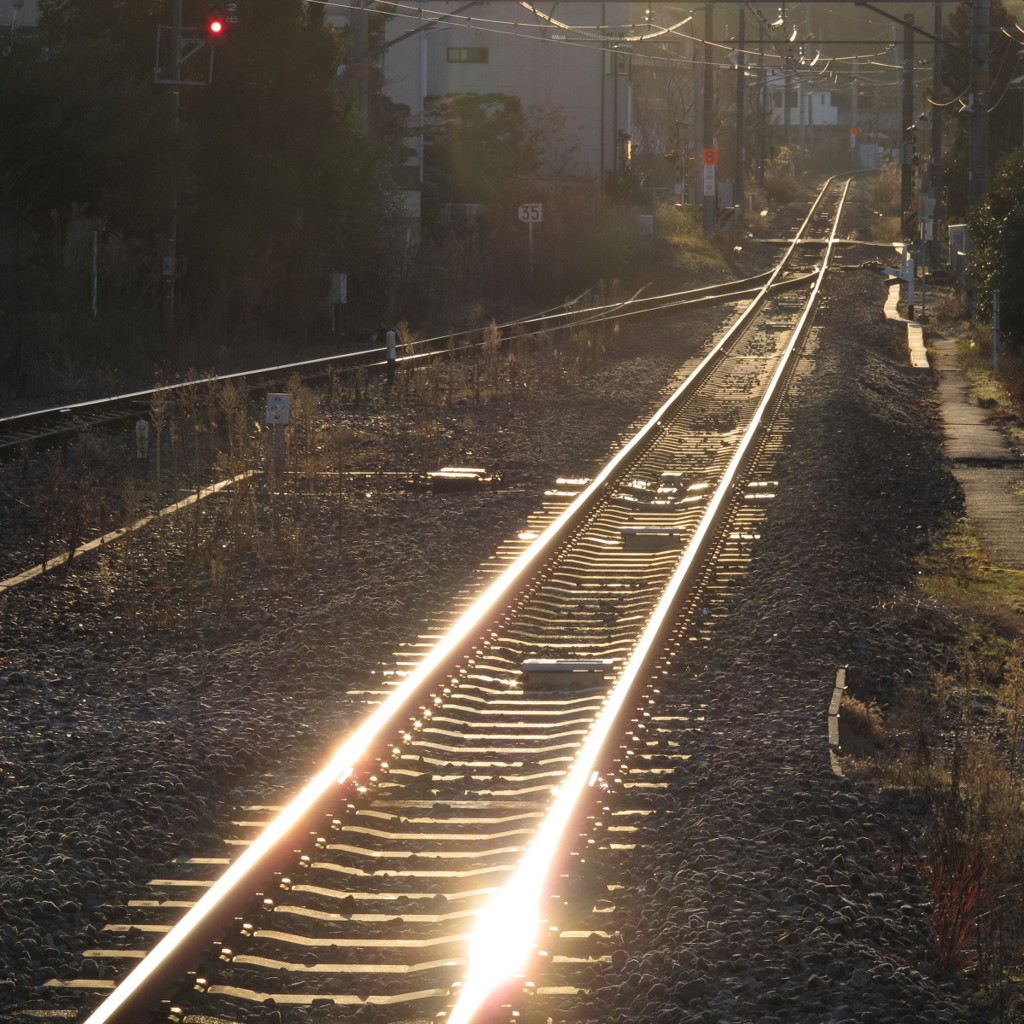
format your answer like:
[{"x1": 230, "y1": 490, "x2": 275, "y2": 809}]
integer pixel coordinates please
[{"x1": 0, "y1": 252, "x2": 983, "y2": 1022}]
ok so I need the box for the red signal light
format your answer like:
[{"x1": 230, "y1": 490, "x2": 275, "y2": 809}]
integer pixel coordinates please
[{"x1": 202, "y1": 2, "x2": 236, "y2": 41}]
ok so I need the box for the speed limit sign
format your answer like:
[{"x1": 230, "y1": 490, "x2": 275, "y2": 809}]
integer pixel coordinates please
[{"x1": 518, "y1": 202, "x2": 543, "y2": 223}]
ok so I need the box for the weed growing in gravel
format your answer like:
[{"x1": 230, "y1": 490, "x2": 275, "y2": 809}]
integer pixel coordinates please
[
  {"x1": 839, "y1": 695, "x2": 886, "y2": 756},
  {"x1": 6, "y1": 312, "x2": 623, "y2": 641},
  {"x1": 763, "y1": 146, "x2": 802, "y2": 206},
  {"x1": 934, "y1": 289, "x2": 968, "y2": 325},
  {"x1": 847, "y1": 517, "x2": 1024, "y2": 1016}
]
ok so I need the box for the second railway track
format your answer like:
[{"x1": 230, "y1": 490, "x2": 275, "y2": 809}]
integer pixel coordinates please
[
  {"x1": 36, "y1": 174, "x2": 862, "y2": 1024},
  {"x1": 0, "y1": 265, "x2": 824, "y2": 462}
]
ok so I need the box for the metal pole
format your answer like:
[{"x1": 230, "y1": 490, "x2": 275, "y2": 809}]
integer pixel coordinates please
[
  {"x1": 734, "y1": 5, "x2": 745, "y2": 226},
  {"x1": 702, "y1": 2, "x2": 715, "y2": 233},
  {"x1": 92, "y1": 229, "x2": 99, "y2": 318},
  {"x1": 600, "y1": 2, "x2": 606, "y2": 197},
  {"x1": 930, "y1": 1, "x2": 944, "y2": 269},
  {"x1": 351, "y1": 0, "x2": 370, "y2": 130},
  {"x1": 161, "y1": 0, "x2": 182, "y2": 338},
  {"x1": 969, "y1": 0, "x2": 990, "y2": 207},
  {"x1": 783, "y1": 63, "x2": 791, "y2": 150},
  {"x1": 757, "y1": 25, "x2": 766, "y2": 189},
  {"x1": 851, "y1": 57, "x2": 859, "y2": 169},
  {"x1": 798, "y1": 77, "x2": 805, "y2": 155},
  {"x1": 901, "y1": 14, "x2": 915, "y2": 235}
]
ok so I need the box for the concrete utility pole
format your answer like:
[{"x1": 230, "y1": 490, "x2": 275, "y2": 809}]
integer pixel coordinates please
[
  {"x1": 702, "y1": 2, "x2": 715, "y2": 233},
  {"x1": 851, "y1": 56, "x2": 859, "y2": 169},
  {"x1": 162, "y1": 0, "x2": 183, "y2": 337},
  {"x1": 969, "y1": 0, "x2": 990, "y2": 206},
  {"x1": 798, "y1": 76, "x2": 805, "y2": 153},
  {"x1": 757, "y1": 25, "x2": 766, "y2": 189},
  {"x1": 600, "y1": 2, "x2": 607, "y2": 195},
  {"x1": 349, "y1": 0, "x2": 371, "y2": 130},
  {"x1": 154, "y1": 0, "x2": 222, "y2": 336},
  {"x1": 734, "y1": 4, "x2": 745, "y2": 225},
  {"x1": 929, "y1": 0, "x2": 944, "y2": 269},
  {"x1": 901, "y1": 14, "x2": 914, "y2": 233}
]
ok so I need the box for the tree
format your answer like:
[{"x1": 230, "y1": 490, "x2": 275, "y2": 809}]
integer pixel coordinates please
[
  {"x1": 421, "y1": 93, "x2": 573, "y2": 210},
  {"x1": 968, "y1": 151, "x2": 1024, "y2": 350},
  {"x1": 942, "y1": 0, "x2": 1022, "y2": 219},
  {"x1": 0, "y1": 0, "x2": 408, "y2": 375},
  {"x1": 181, "y1": 0, "x2": 404, "y2": 331},
  {"x1": 0, "y1": 21, "x2": 175, "y2": 236}
]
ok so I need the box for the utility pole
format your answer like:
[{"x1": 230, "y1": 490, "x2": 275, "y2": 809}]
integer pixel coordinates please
[
  {"x1": 798, "y1": 76, "x2": 805, "y2": 154},
  {"x1": 783, "y1": 63, "x2": 792, "y2": 152},
  {"x1": 350, "y1": 0, "x2": 371, "y2": 130},
  {"x1": 901, "y1": 13, "x2": 915, "y2": 234},
  {"x1": 969, "y1": 0, "x2": 990, "y2": 206},
  {"x1": 734, "y1": 4, "x2": 745, "y2": 226},
  {"x1": 851, "y1": 56, "x2": 859, "y2": 169},
  {"x1": 757, "y1": 25, "x2": 766, "y2": 189},
  {"x1": 702, "y1": 2, "x2": 715, "y2": 233},
  {"x1": 929, "y1": 0, "x2": 944, "y2": 269},
  {"x1": 161, "y1": 0, "x2": 183, "y2": 338},
  {"x1": 600, "y1": 2, "x2": 607, "y2": 196},
  {"x1": 154, "y1": 0, "x2": 222, "y2": 337}
]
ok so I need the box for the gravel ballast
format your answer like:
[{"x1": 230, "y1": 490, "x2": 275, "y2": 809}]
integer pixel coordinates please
[
  {"x1": 566, "y1": 267, "x2": 981, "y2": 1024},
  {"x1": 0, "y1": 255, "x2": 984, "y2": 1023}
]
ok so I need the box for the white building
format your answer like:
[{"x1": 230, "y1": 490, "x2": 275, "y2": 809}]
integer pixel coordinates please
[
  {"x1": 766, "y1": 71, "x2": 839, "y2": 130},
  {"x1": 330, "y1": 3, "x2": 634, "y2": 232},
  {"x1": 1, "y1": 0, "x2": 39, "y2": 33}
]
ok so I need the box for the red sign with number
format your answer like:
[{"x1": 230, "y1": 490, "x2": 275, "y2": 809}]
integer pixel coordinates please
[{"x1": 701, "y1": 148, "x2": 718, "y2": 166}]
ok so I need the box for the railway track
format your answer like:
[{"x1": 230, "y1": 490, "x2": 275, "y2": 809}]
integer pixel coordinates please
[
  {"x1": 0, "y1": 268, "x2": 818, "y2": 462},
  {"x1": 42, "y1": 175, "x2": 856, "y2": 1024}
]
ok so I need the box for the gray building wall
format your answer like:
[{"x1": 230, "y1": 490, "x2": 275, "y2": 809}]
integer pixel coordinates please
[
  {"x1": 1, "y1": 0, "x2": 39, "y2": 32},
  {"x1": 333, "y1": 3, "x2": 633, "y2": 185}
]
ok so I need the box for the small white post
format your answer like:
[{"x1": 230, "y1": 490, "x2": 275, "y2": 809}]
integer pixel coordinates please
[
  {"x1": 906, "y1": 250, "x2": 916, "y2": 320},
  {"x1": 993, "y1": 289, "x2": 1001, "y2": 373},
  {"x1": 92, "y1": 229, "x2": 99, "y2": 317}
]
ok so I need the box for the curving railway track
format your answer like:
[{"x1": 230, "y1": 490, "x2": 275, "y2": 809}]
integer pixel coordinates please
[
  {"x1": 0, "y1": 268, "x2": 821, "y2": 462},
  {"x1": 37, "y1": 175, "x2": 858, "y2": 1024}
]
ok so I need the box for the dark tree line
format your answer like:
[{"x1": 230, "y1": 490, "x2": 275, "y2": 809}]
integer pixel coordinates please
[
  {"x1": 941, "y1": 0, "x2": 1023, "y2": 223},
  {"x1": 928, "y1": 0, "x2": 1024, "y2": 351},
  {"x1": 0, "y1": 0, "x2": 406, "y2": 391}
]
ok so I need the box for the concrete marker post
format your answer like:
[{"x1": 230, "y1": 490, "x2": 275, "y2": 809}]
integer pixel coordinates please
[{"x1": 993, "y1": 289, "x2": 1001, "y2": 373}]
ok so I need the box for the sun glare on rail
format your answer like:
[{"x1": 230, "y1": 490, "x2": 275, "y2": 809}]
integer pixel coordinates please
[{"x1": 447, "y1": 866, "x2": 545, "y2": 1024}]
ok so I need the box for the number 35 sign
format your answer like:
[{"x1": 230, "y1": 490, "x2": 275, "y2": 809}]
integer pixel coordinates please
[{"x1": 518, "y1": 202, "x2": 543, "y2": 223}]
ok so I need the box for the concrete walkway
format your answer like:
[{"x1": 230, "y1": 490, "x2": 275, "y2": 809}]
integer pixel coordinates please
[{"x1": 887, "y1": 280, "x2": 1024, "y2": 569}]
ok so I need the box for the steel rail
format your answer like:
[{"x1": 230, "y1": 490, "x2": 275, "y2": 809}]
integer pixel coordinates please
[
  {"x1": 446, "y1": 175, "x2": 853, "y2": 1024},
  {"x1": 0, "y1": 270, "x2": 798, "y2": 460},
  {"x1": 79, "y1": 176, "x2": 853, "y2": 1024}
]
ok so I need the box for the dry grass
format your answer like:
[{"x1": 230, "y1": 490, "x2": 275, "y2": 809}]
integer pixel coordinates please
[
  {"x1": 846, "y1": 512, "x2": 1024, "y2": 1016},
  {"x1": 6, "y1": 314, "x2": 615, "y2": 638},
  {"x1": 839, "y1": 695, "x2": 886, "y2": 757},
  {"x1": 763, "y1": 146, "x2": 802, "y2": 207}
]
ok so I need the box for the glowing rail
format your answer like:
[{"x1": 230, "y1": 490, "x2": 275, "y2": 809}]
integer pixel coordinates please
[
  {"x1": 445, "y1": 176, "x2": 852, "y2": 1024},
  {"x1": 83, "y1": 175, "x2": 852, "y2": 1024}
]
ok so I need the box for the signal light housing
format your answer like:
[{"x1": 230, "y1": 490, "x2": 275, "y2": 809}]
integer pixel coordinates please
[{"x1": 202, "y1": 2, "x2": 238, "y2": 40}]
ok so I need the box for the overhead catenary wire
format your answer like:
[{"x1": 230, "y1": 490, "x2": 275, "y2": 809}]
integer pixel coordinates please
[{"x1": 308, "y1": 0, "x2": 917, "y2": 78}]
